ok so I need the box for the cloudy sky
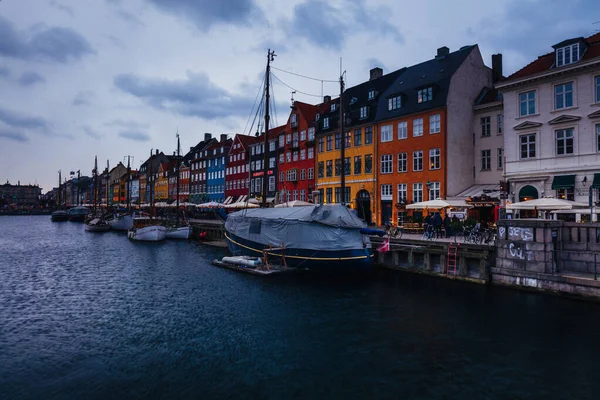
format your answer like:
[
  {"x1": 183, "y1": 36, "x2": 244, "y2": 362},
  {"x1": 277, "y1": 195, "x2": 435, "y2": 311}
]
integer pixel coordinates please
[{"x1": 0, "y1": 0, "x2": 597, "y2": 192}]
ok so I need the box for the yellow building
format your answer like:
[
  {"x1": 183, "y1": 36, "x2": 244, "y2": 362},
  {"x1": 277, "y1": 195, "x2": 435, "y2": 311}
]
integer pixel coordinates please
[{"x1": 154, "y1": 163, "x2": 169, "y2": 201}]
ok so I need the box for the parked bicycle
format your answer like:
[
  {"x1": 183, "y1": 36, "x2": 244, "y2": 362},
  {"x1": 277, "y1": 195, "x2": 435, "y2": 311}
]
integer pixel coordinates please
[
  {"x1": 385, "y1": 222, "x2": 403, "y2": 239},
  {"x1": 422, "y1": 225, "x2": 436, "y2": 241}
]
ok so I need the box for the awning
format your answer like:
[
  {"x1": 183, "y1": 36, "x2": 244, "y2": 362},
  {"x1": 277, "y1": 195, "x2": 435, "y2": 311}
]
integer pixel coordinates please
[
  {"x1": 592, "y1": 173, "x2": 600, "y2": 189},
  {"x1": 223, "y1": 196, "x2": 233, "y2": 205},
  {"x1": 551, "y1": 174, "x2": 575, "y2": 190},
  {"x1": 453, "y1": 184, "x2": 501, "y2": 200},
  {"x1": 238, "y1": 195, "x2": 247, "y2": 203}
]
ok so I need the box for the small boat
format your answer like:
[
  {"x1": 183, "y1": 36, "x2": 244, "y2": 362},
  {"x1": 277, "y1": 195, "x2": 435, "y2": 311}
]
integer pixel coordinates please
[
  {"x1": 107, "y1": 213, "x2": 134, "y2": 231},
  {"x1": 128, "y1": 217, "x2": 167, "y2": 242},
  {"x1": 85, "y1": 218, "x2": 111, "y2": 232},
  {"x1": 165, "y1": 225, "x2": 192, "y2": 240},
  {"x1": 51, "y1": 210, "x2": 69, "y2": 222},
  {"x1": 68, "y1": 206, "x2": 89, "y2": 222}
]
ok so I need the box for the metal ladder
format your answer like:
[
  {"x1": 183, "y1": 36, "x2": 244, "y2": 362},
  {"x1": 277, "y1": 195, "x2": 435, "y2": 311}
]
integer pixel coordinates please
[{"x1": 446, "y1": 244, "x2": 458, "y2": 276}]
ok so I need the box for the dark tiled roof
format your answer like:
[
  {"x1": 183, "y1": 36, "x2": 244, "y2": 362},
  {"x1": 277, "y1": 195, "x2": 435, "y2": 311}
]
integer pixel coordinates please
[
  {"x1": 506, "y1": 32, "x2": 600, "y2": 81},
  {"x1": 375, "y1": 45, "x2": 476, "y2": 122},
  {"x1": 474, "y1": 87, "x2": 503, "y2": 105}
]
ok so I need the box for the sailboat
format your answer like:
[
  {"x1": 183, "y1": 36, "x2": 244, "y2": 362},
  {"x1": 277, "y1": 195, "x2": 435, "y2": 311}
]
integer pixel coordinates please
[
  {"x1": 223, "y1": 50, "x2": 374, "y2": 269},
  {"x1": 166, "y1": 132, "x2": 192, "y2": 239},
  {"x1": 51, "y1": 170, "x2": 69, "y2": 222},
  {"x1": 128, "y1": 149, "x2": 167, "y2": 241},
  {"x1": 85, "y1": 156, "x2": 110, "y2": 232},
  {"x1": 107, "y1": 156, "x2": 135, "y2": 231}
]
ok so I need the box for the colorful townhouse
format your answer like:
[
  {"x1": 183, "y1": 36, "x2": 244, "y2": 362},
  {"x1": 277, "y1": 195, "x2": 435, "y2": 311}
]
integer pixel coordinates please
[
  {"x1": 225, "y1": 133, "x2": 254, "y2": 204},
  {"x1": 495, "y1": 32, "x2": 600, "y2": 218},
  {"x1": 139, "y1": 150, "x2": 171, "y2": 204},
  {"x1": 206, "y1": 134, "x2": 232, "y2": 202},
  {"x1": 177, "y1": 162, "x2": 190, "y2": 203},
  {"x1": 189, "y1": 134, "x2": 215, "y2": 204},
  {"x1": 277, "y1": 101, "x2": 318, "y2": 203},
  {"x1": 249, "y1": 126, "x2": 281, "y2": 202},
  {"x1": 155, "y1": 162, "x2": 171, "y2": 201},
  {"x1": 373, "y1": 45, "x2": 493, "y2": 225},
  {"x1": 314, "y1": 67, "x2": 404, "y2": 224},
  {"x1": 109, "y1": 162, "x2": 127, "y2": 205}
]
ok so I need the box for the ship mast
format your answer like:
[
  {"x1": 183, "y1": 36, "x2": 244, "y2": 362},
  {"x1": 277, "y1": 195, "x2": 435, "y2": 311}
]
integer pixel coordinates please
[
  {"x1": 125, "y1": 156, "x2": 132, "y2": 212},
  {"x1": 149, "y1": 149, "x2": 154, "y2": 218},
  {"x1": 176, "y1": 131, "x2": 181, "y2": 224},
  {"x1": 58, "y1": 170, "x2": 62, "y2": 208},
  {"x1": 261, "y1": 49, "x2": 276, "y2": 208},
  {"x1": 339, "y1": 64, "x2": 346, "y2": 206},
  {"x1": 93, "y1": 156, "x2": 98, "y2": 214},
  {"x1": 106, "y1": 160, "x2": 110, "y2": 208}
]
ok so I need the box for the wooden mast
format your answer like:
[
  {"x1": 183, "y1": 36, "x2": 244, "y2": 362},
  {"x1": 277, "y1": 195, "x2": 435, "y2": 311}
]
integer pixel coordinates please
[
  {"x1": 176, "y1": 132, "x2": 181, "y2": 224},
  {"x1": 261, "y1": 49, "x2": 276, "y2": 208}
]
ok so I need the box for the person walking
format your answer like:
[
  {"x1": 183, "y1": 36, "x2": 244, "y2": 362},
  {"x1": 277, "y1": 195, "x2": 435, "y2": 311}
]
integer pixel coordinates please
[
  {"x1": 443, "y1": 214, "x2": 451, "y2": 238},
  {"x1": 433, "y1": 212, "x2": 443, "y2": 238}
]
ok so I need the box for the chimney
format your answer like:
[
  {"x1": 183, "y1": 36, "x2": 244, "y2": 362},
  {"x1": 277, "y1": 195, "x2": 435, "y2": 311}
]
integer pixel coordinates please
[
  {"x1": 492, "y1": 53, "x2": 503, "y2": 83},
  {"x1": 204, "y1": 133, "x2": 212, "y2": 141},
  {"x1": 369, "y1": 67, "x2": 383, "y2": 81},
  {"x1": 190, "y1": 147, "x2": 194, "y2": 152},
  {"x1": 220, "y1": 134, "x2": 227, "y2": 142},
  {"x1": 155, "y1": 149, "x2": 159, "y2": 155},
  {"x1": 323, "y1": 95, "x2": 331, "y2": 103},
  {"x1": 436, "y1": 46, "x2": 449, "y2": 58}
]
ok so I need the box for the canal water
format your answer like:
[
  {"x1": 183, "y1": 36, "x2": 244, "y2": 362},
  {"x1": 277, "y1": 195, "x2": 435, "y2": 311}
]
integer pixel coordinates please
[{"x1": 0, "y1": 216, "x2": 599, "y2": 399}]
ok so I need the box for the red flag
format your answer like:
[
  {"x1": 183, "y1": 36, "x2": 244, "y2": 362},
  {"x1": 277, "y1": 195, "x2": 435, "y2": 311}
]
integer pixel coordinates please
[{"x1": 376, "y1": 238, "x2": 390, "y2": 253}]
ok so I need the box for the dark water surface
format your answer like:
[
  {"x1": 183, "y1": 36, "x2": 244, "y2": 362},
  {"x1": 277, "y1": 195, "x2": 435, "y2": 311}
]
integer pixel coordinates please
[{"x1": 1, "y1": 216, "x2": 599, "y2": 399}]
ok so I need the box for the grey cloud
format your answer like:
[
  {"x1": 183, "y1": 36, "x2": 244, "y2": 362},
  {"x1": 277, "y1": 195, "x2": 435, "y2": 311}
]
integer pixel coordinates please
[
  {"x1": 0, "y1": 16, "x2": 94, "y2": 63},
  {"x1": 287, "y1": 0, "x2": 403, "y2": 50},
  {"x1": 49, "y1": 0, "x2": 75, "y2": 17},
  {"x1": 118, "y1": 130, "x2": 150, "y2": 141},
  {"x1": 83, "y1": 126, "x2": 102, "y2": 139},
  {"x1": 146, "y1": 0, "x2": 263, "y2": 31},
  {"x1": 18, "y1": 71, "x2": 46, "y2": 87},
  {"x1": 366, "y1": 58, "x2": 386, "y2": 71},
  {"x1": 0, "y1": 128, "x2": 28, "y2": 142},
  {"x1": 113, "y1": 71, "x2": 256, "y2": 119},
  {"x1": 73, "y1": 91, "x2": 94, "y2": 106},
  {"x1": 104, "y1": 119, "x2": 149, "y2": 129},
  {"x1": 0, "y1": 107, "x2": 48, "y2": 129},
  {"x1": 0, "y1": 65, "x2": 10, "y2": 78},
  {"x1": 117, "y1": 10, "x2": 146, "y2": 28}
]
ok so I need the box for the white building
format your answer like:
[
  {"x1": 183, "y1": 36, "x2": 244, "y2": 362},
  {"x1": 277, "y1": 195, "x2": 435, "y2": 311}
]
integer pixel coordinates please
[{"x1": 496, "y1": 33, "x2": 600, "y2": 213}]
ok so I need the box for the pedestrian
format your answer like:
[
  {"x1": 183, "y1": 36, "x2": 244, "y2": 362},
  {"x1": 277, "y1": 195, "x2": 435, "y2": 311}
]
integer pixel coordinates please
[
  {"x1": 433, "y1": 212, "x2": 442, "y2": 238},
  {"x1": 443, "y1": 214, "x2": 451, "y2": 237}
]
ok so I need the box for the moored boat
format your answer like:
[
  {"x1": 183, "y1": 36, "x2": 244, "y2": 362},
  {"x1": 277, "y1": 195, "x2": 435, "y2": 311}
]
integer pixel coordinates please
[
  {"x1": 68, "y1": 206, "x2": 89, "y2": 222},
  {"x1": 128, "y1": 217, "x2": 167, "y2": 241},
  {"x1": 107, "y1": 213, "x2": 134, "y2": 231},
  {"x1": 85, "y1": 218, "x2": 111, "y2": 232},
  {"x1": 51, "y1": 210, "x2": 69, "y2": 222},
  {"x1": 165, "y1": 225, "x2": 192, "y2": 239}
]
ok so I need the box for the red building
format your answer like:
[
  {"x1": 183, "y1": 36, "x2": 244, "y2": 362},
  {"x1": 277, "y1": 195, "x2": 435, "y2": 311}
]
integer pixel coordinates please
[
  {"x1": 178, "y1": 162, "x2": 190, "y2": 202},
  {"x1": 225, "y1": 134, "x2": 254, "y2": 204},
  {"x1": 277, "y1": 101, "x2": 319, "y2": 203}
]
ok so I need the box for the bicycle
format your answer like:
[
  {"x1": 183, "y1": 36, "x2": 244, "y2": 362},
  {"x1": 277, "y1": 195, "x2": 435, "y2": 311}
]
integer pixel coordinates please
[
  {"x1": 385, "y1": 223, "x2": 403, "y2": 239},
  {"x1": 422, "y1": 225, "x2": 436, "y2": 241}
]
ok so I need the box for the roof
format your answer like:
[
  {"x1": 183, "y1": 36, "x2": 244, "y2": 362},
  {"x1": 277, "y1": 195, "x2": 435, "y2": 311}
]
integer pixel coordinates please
[
  {"x1": 474, "y1": 87, "x2": 503, "y2": 106},
  {"x1": 506, "y1": 32, "x2": 600, "y2": 81},
  {"x1": 292, "y1": 101, "x2": 319, "y2": 127},
  {"x1": 375, "y1": 45, "x2": 476, "y2": 122}
]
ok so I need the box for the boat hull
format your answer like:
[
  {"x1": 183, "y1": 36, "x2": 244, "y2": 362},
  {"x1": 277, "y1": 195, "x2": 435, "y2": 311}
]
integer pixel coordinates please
[
  {"x1": 166, "y1": 226, "x2": 192, "y2": 240},
  {"x1": 51, "y1": 212, "x2": 69, "y2": 222},
  {"x1": 224, "y1": 231, "x2": 372, "y2": 270},
  {"x1": 85, "y1": 224, "x2": 111, "y2": 232},
  {"x1": 108, "y1": 215, "x2": 134, "y2": 231},
  {"x1": 128, "y1": 225, "x2": 167, "y2": 241},
  {"x1": 68, "y1": 215, "x2": 87, "y2": 222}
]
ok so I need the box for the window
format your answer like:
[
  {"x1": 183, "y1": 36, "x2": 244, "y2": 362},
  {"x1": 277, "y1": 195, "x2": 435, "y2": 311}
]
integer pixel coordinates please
[
  {"x1": 481, "y1": 116, "x2": 491, "y2": 136},
  {"x1": 481, "y1": 149, "x2": 491, "y2": 170},
  {"x1": 286, "y1": 169, "x2": 297, "y2": 182},
  {"x1": 300, "y1": 149, "x2": 306, "y2": 160},
  {"x1": 326, "y1": 160, "x2": 333, "y2": 177},
  {"x1": 331, "y1": 103, "x2": 337, "y2": 112},
  {"x1": 413, "y1": 150, "x2": 423, "y2": 171},
  {"x1": 597, "y1": 124, "x2": 600, "y2": 152},
  {"x1": 368, "y1": 90, "x2": 375, "y2": 100},
  {"x1": 326, "y1": 135, "x2": 332, "y2": 151},
  {"x1": 556, "y1": 188, "x2": 575, "y2": 201},
  {"x1": 365, "y1": 127, "x2": 373, "y2": 144},
  {"x1": 360, "y1": 106, "x2": 368, "y2": 119},
  {"x1": 397, "y1": 152, "x2": 407, "y2": 172},
  {"x1": 556, "y1": 128, "x2": 574, "y2": 155},
  {"x1": 344, "y1": 157, "x2": 351, "y2": 175},
  {"x1": 300, "y1": 130, "x2": 306, "y2": 141},
  {"x1": 308, "y1": 127, "x2": 315, "y2": 141},
  {"x1": 519, "y1": 133, "x2": 535, "y2": 159},
  {"x1": 497, "y1": 114, "x2": 503, "y2": 134},
  {"x1": 308, "y1": 168, "x2": 314, "y2": 179},
  {"x1": 293, "y1": 151, "x2": 298, "y2": 162},
  {"x1": 354, "y1": 156, "x2": 362, "y2": 175},
  {"x1": 556, "y1": 43, "x2": 579, "y2": 67},
  {"x1": 380, "y1": 125, "x2": 393, "y2": 142},
  {"x1": 300, "y1": 189, "x2": 306, "y2": 202},
  {"x1": 381, "y1": 184, "x2": 392, "y2": 200},
  {"x1": 335, "y1": 133, "x2": 341, "y2": 149},
  {"x1": 286, "y1": 152, "x2": 291, "y2": 163},
  {"x1": 428, "y1": 182, "x2": 440, "y2": 200},
  {"x1": 354, "y1": 128, "x2": 362, "y2": 146},
  {"x1": 323, "y1": 117, "x2": 329, "y2": 129},
  {"x1": 280, "y1": 171, "x2": 284, "y2": 182},
  {"x1": 290, "y1": 113, "x2": 297, "y2": 126},
  {"x1": 381, "y1": 154, "x2": 393, "y2": 174},
  {"x1": 279, "y1": 135, "x2": 285, "y2": 148},
  {"x1": 344, "y1": 187, "x2": 351, "y2": 204},
  {"x1": 269, "y1": 141, "x2": 276, "y2": 152},
  {"x1": 269, "y1": 176, "x2": 275, "y2": 192},
  {"x1": 318, "y1": 137, "x2": 324, "y2": 152},
  {"x1": 596, "y1": 76, "x2": 600, "y2": 103},
  {"x1": 308, "y1": 148, "x2": 314, "y2": 159},
  {"x1": 335, "y1": 159, "x2": 341, "y2": 176},
  {"x1": 413, "y1": 118, "x2": 423, "y2": 137},
  {"x1": 388, "y1": 95, "x2": 401, "y2": 110},
  {"x1": 429, "y1": 114, "x2": 440, "y2": 134},
  {"x1": 418, "y1": 87, "x2": 433, "y2": 103},
  {"x1": 397, "y1": 121, "x2": 407, "y2": 139},
  {"x1": 497, "y1": 148, "x2": 503, "y2": 169},
  {"x1": 318, "y1": 161, "x2": 324, "y2": 178},
  {"x1": 279, "y1": 154, "x2": 284, "y2": 164},
  {"x1": 555, "y1": 82, "x2": 573, "y2": 109},
  {"x1": 397, "y1": 184, "x2": 407, "y2": 203},
  {"x1": 269, "y1": 157, "x2": 276, "y2": 169},
  {"x1": 429, "y1": 148, "x2": 440, "y2": 170},
  {"x1": 365, "y1": 154, "x2": 373, "y2": 174},
  {"x1": 413, "y1": 183, "x2": 423, "y2": 202},
  {"x1": 250, "y1": 179, "x2": 255, "y2": 193},
  {"x1": 335, "y1": 187, "x2": 341, "y2": 203},
  {"x1": 292, "y1": 132, "x2": 299, "y2": 148},
  {"x1": 344, "y1": 131, "x2": 351, "y2": 147},
  {"x1": 286, "y1": 134, "x2": 291, "y2": 144},
  {"x1": 519, "y1": 91, "x2": 536, "y2": 116},
  {"x1": 300, "y1": 169, "x2": 306, "y2": 180},
  {"x1": 326, "y1": 188, "x2": 332, "y2": 203}
]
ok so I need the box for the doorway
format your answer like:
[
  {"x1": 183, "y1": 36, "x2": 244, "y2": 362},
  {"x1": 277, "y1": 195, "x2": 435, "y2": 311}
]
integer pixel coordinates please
[{"x1": 355, "y1": 190, "x2": 372, "y2": 224}]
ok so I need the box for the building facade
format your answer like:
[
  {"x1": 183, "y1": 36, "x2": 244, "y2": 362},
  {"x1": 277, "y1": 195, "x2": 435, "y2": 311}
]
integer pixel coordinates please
[
  {"x1": 225, "y1": 134, "x2": 253, "y2": 204},
  {"x1": 0, "y1": 181, "x2": 41, "y2": 206},
  {"x1": 249, "y1": 127, "x2": 280, "y2": 202},
  {"x1": 206, "y1": 134, "x2": 232, "y2": 202},
  {"x1": 496, "y1": 33, "x2": 600, "y2": 218}
]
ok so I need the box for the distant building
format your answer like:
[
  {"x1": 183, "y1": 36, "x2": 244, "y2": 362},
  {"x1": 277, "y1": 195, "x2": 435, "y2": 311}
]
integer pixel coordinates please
[
  {"x1": 0, "y1": 181, "x2": 41, "y2": 206},
  {"x1": 225, "y1": 133, "x2": 254, "y2": 204}
]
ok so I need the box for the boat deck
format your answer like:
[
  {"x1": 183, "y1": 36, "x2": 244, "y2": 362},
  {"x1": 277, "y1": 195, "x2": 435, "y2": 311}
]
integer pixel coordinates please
[{"x1": 211, "y1": 260, "x2": 298, "y2": 276}]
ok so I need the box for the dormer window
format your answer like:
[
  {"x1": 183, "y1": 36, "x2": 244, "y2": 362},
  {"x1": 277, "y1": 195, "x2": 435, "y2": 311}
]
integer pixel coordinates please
[
  {"x1": 323, "y1": 117, "x2": 329, "y2": 129},
  {"x1": 556, "y1": 43, "x2": 579, "y2": 67},
  {"x1": 331, "y1": 103, "x2": 337, "y2": 112},
  {"x1": 368, "y1": 90, "x2": 375, "y2": 100},
  {"x1": 315, "y1": 113, "x2": 320, "y2": 121},
  {"x1": 290, "y1": 113, "x2": 297, "y2": 127},
  {"x1": 388, "y1": 95, "x2": 401, "y2": 111},
  {"x1": 360, "y1": 106, "x2": 368, "y2": 119},
  {"x1": 418, "y1": 87, "x2": 433, "y2": 103}
]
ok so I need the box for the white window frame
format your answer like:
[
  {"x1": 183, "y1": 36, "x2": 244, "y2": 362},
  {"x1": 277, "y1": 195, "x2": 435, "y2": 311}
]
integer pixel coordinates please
[
  {"x1": 428, "y1": 181, "x2": 440, "y2": 200},
  {"x1": 413, "y1": 150, "x2": 423, "y2": 171},
  {"x1": 323, "y1": 117, "x2": 329, "y2": 129},
  {"x1": 519, "y1": 90, "x2": 536, "y2": 117},
  {"x1": 418, "y1": 87, "x2": 432, "y2": 103},
  {"x1": 413, "y1": 183, "x2": 423, "y2": 203},
  {"x1": 380, "y1": 124, "x2": 393, "y2": 142},
  {"x1": 381, "y1": 184, "x2": 392, "y2": 200},
  {"x1": 308, "y1": 168, "x2": 314, "y2": 179},
  {"x1": 397, "y1": 121, "x2": 407, "y2": 140},
  {"x1": 429, "y1": 114, "x2": 440, "y2": 134},
  {"x1": 595, "y1": 76, "x2": 600, "y2": 104},
  {"x1": 497, "y1": 148, "x2": 503, "y2": 169},
  {"x1": 520, "y1": 133, "x2": 536, "y2": 159},
  {"x1": 556, "y1": 43, "x2": 579, "y2": 67},
  {"x1": 360, "y1": 106, "x2": 368, "y2": 119},
  {"x1": 368, "y1": 90, "x2": 375, "y2": 100},
  {"x1": 554, "y1": 82, "x2": 574, "y2": 110},
  {"x1": 308, "y1": 148, "x2": 314, "y2": 159},
  {"x1": 388, "y1": 95, "x2": 401, "y2": 111},
  {"x1": 481, "y1": 149, "x2": 491, "y2": 170},
  {"x1": 397, "y1": 183, "x2": 407, "y2": 203},
  {"x1": 481, "y1": 116, "x2": 491, "y2": 136},
  {"x1": 413, "y1": 118, "x2": 423, "y2": 137},
  {"x1": 397, "y1": 152, "x2": 407, "y2": 173},
  {"x1": 380, "y1": 154, "x2": 393, "y2": 174},
  {"x1": 429, "y1": 148, "x2": 440, "y2": 170},
  {"x1": 497, "y1": 114, "x2": 503, "y2": 135},
  {"x1": 555, "y1": 128, "x2": 574, "y2": 156}
]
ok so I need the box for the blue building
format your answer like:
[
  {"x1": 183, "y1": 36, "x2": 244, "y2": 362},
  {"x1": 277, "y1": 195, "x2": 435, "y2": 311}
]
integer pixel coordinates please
[{"x1": 206, "y1": 134, "x2": 232, "y2": 202}]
